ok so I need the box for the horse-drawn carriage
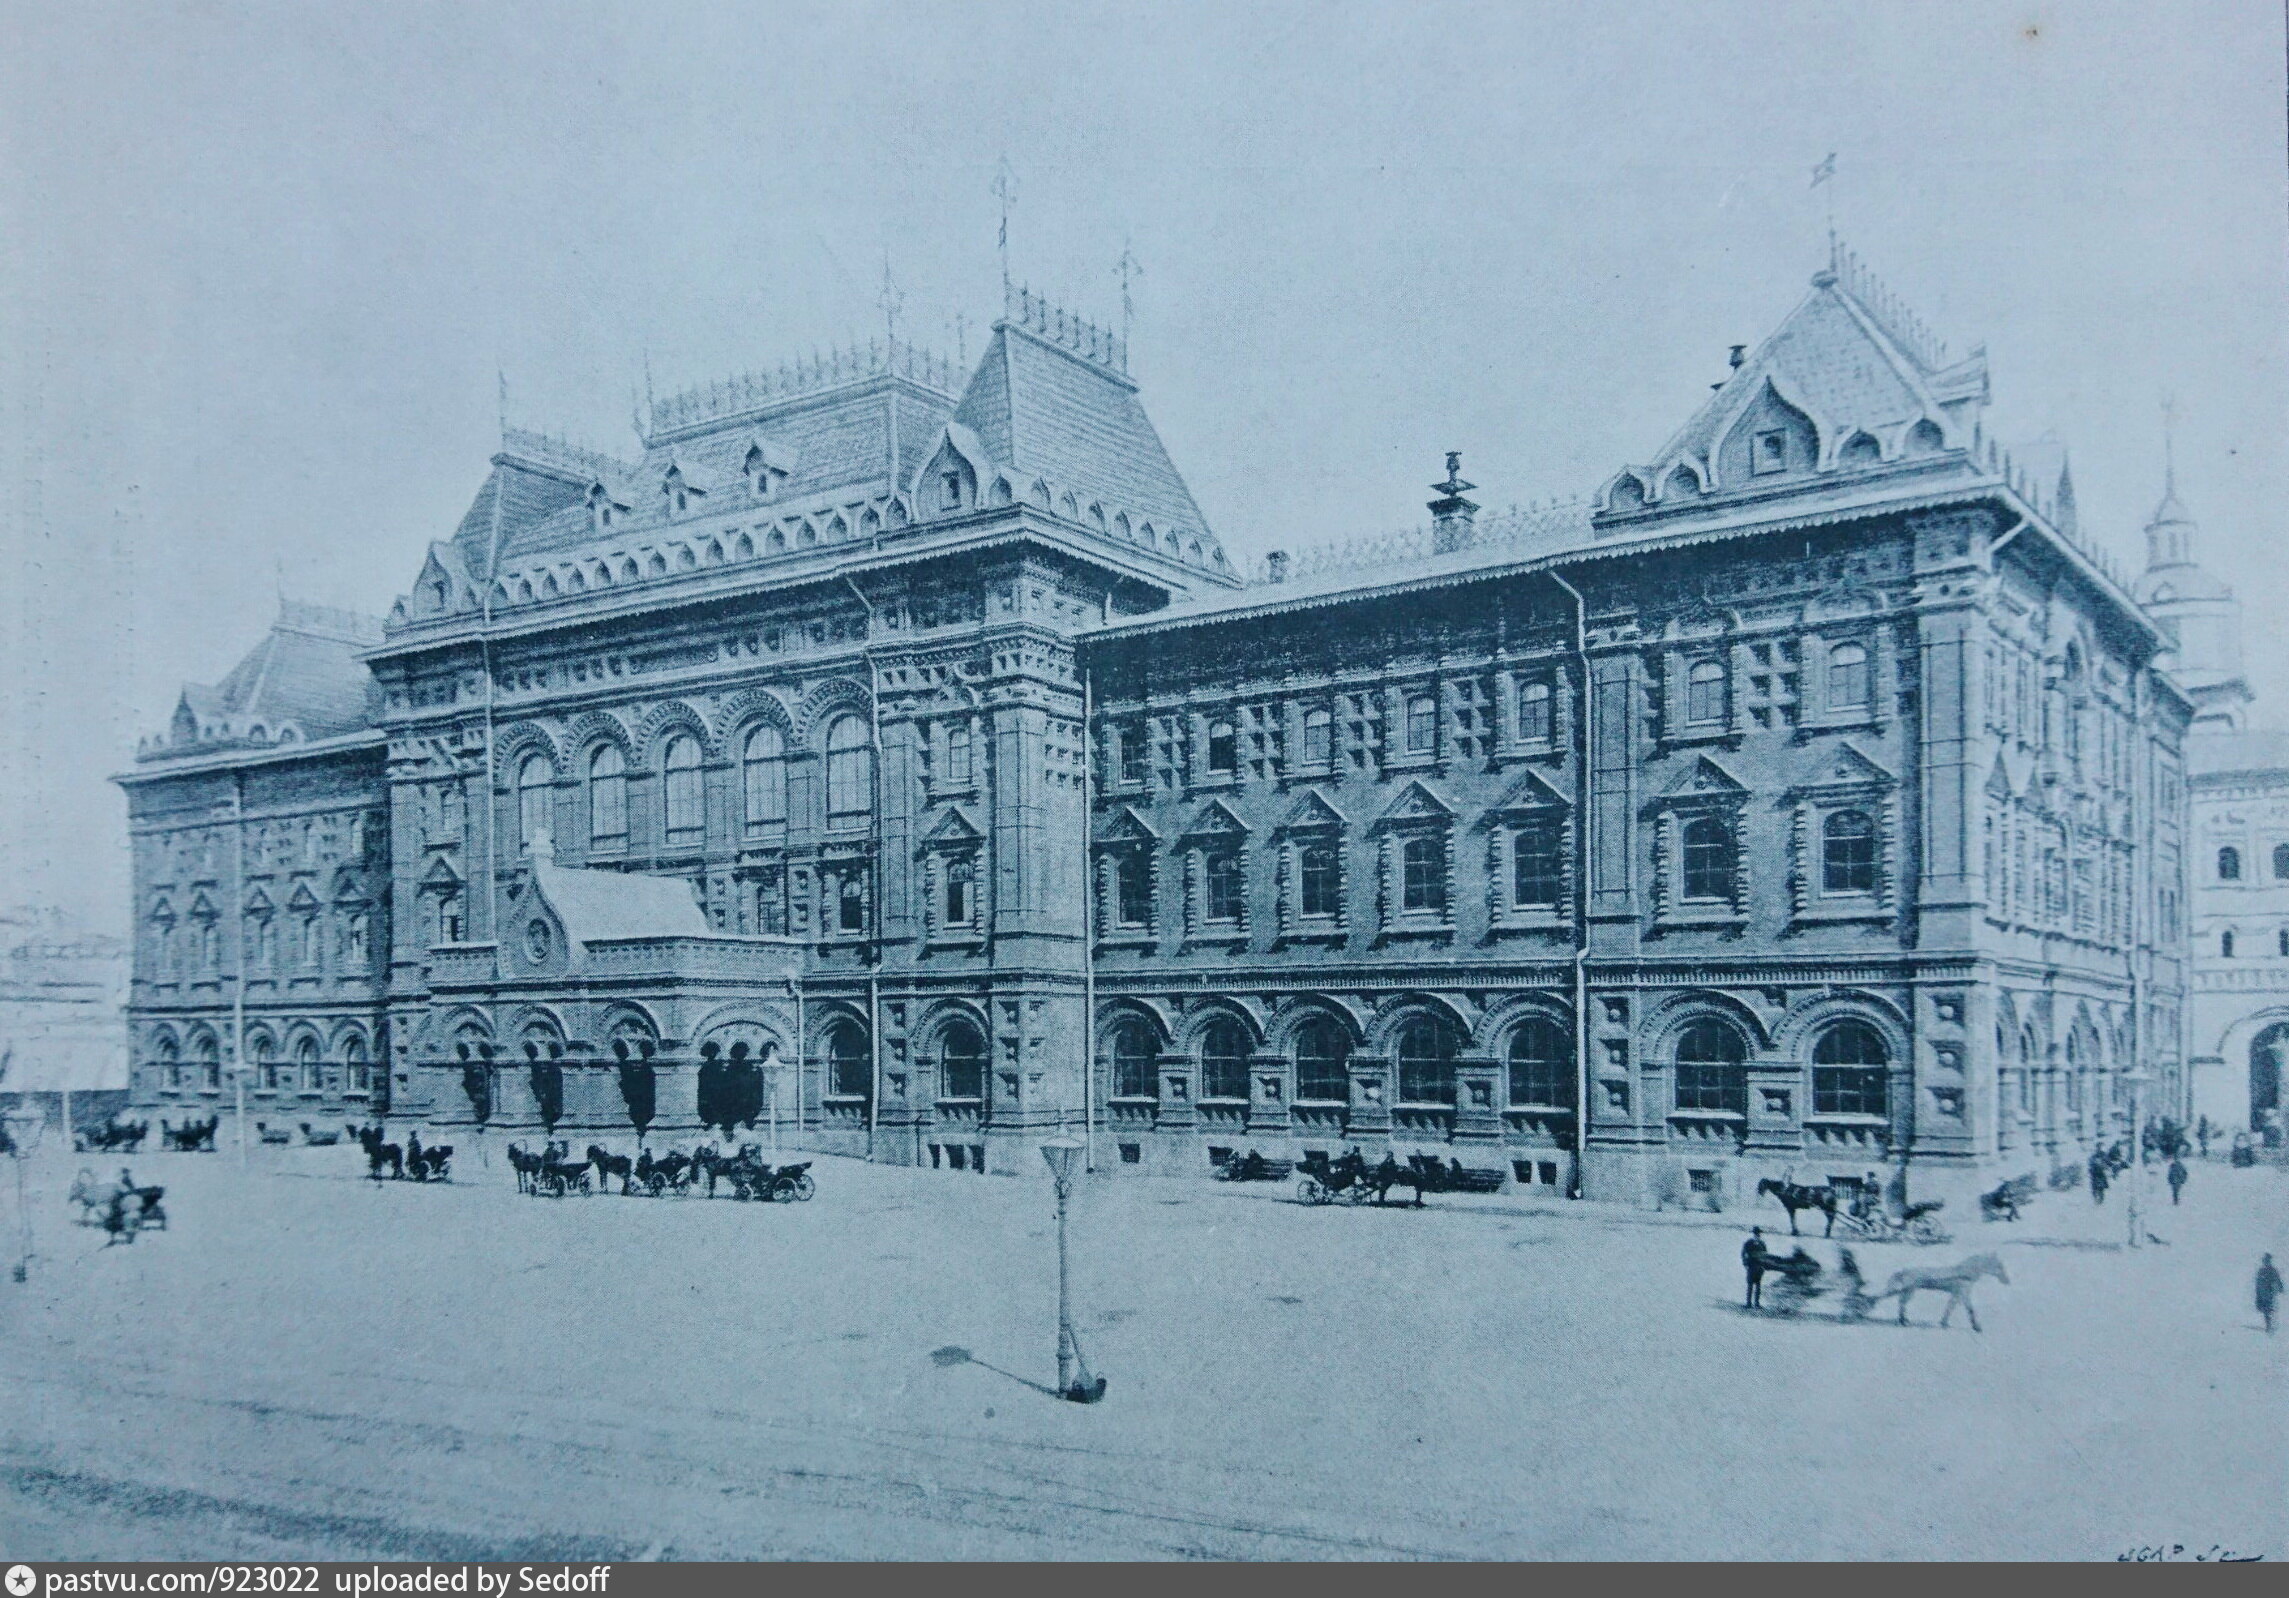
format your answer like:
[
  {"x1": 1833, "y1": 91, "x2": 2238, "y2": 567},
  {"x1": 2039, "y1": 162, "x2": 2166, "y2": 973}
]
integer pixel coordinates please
[
  {"x1": 68, "y1": 1168, "x2": 167, "y2": 1244},
  {"x1": 1979, "y1": 1173, "x2": 2039, "y2": 1223},
  {"x1": 75, "y1": 1119, "x2": 147, "y2": 1154},
  {"x1": 1294, "y1": 1148, "x2": 1506, "y2": 1206},
  {"x1": 1836, "y1": 1196, "x2": 1951, "y2": 1245},
  {"x1": 159, "y1": 1116, "x2": 219, "y2": 1152},
  {"x1": 1211, "y1": 1149, "x2": 1294, "y2": 1184},
  {"x1": 704, "y1": 1145, "x2": 815, "y2": 1202},
  {"x1": 1761, "y1": 1245, "x2": 1875, "y2": 1320}
]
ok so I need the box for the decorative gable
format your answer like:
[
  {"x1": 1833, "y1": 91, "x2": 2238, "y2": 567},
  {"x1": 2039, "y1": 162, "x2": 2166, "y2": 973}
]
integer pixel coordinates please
[
  {"x1": 1662, "y1": 756, "x2": 1750, "y2": 804},
  {"x1": 1373, "y1": 780, "x2": 1456, "y2": 829},
  {"x1": 1179, "y1": 797, "x2": 1250, "y2": 842},
  {"x1": 920, "y1": 806, "x2": 985, "y2": 848},
  {"x1": 1276, "y1": 789, "x2": 1348, "y2": 834},
  {"x1": 1486, "y1": 766, "x2": 1572, "y2": 822},
  {"x1": 1790, "y1": 742, "x2": 1896, "y2": 802},
  {"x1": 1096, "y1": 805, "x2": 1161, "y2": 845},
  {"x1": 286, "y1": 883, "x2": 322, "y2": 915}
]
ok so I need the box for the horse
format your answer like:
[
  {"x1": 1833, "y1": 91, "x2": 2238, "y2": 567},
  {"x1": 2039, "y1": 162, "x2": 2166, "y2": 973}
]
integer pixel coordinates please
[
  {"x1": 406, "y1": 1138, "x2": 452, "y2": 1181},
  {"x1": 1872, "y1": 1252, "x2": 2011, "y2": 1332},
  {"x1": 588, "y1": 1144, "x2": 633, "y2": 1195},
  {"x1": 508, "y1": 1142, "x2": 540, "y2": 1194},
  {"x1": 358, "y1": 1124, "x2": 403, "y2": 1181},
  {"x1": 1756, "y1": 1177, "x2": 1840, "y2": 1237}
]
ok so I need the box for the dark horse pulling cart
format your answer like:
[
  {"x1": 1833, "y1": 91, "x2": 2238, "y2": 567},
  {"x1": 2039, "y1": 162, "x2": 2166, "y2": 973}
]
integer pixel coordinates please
[{"x1": 1294, "y1": 1148, "x2": 1505, "y2": 1206}]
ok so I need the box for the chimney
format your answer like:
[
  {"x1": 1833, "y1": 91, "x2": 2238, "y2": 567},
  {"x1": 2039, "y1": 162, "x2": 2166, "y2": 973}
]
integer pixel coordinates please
[
  {"x1": 1729, "y1": 344, "x2": 1747, "y2": 370},
  {"x1": 1428, "y1": 451, "x2": 1480, "y2": 555},
  {"x1": 1265, "y1": 550, "x2": 1289, "y2": 584}
]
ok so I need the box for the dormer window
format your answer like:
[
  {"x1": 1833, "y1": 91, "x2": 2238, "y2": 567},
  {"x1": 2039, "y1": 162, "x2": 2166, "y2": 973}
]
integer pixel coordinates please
[
  {"x1": 941, "y1": 470, "x2": 963, "y2": 511},
  {"x1": 1753, "y1": 430, "x2": 1788, "y2": 475}
]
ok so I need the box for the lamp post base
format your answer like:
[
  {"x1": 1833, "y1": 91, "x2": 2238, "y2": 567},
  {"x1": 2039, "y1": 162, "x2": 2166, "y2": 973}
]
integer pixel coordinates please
[{"x1": 1061, "y1": 1375, "x2": 1108, "y2": 1404}]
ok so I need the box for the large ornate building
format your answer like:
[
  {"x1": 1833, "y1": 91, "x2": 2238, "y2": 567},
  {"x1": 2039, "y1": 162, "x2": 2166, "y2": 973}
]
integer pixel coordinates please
[
  {"x1": 118, "y1": 252, "x2": 2194, "y2": 1203},
  {"x1": 2138, "y1": 468, "x2": 2289, "y2": 1140}
]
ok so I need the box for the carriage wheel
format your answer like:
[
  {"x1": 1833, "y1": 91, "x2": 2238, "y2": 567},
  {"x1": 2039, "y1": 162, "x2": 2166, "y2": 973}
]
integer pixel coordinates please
[
  {"x1": 790, "y1": 1173, "x2": 815, "y2": 1202},
  {"x1": 1910, "y1": 1216, "x2": 1950, "y2": 1245},
  {"x1": 1295, "y1": 1176, "x2": 1326, "y2": 1205}
]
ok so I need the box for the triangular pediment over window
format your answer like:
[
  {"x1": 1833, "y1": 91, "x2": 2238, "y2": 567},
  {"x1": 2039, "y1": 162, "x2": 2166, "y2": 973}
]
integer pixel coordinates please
[
  {"x1": 1489, "y1": 767, "x2": 1572, "y2": 818},
  {"x1": 242, "y1": 887, "x2": 274, "y2": 916},
  {"x1": 330, "y1": 867, "x2": 368, "y2": 905},
  {"x1": 1790, "y1": 741, "x2": 1896, "y2": 801},
  {"x1": 1276, "y1": 789, "x2": 1348, "y2": 834},
  {"x1": 287, "y1": 883, "x2": 322, "y2": 914},
  {"x1": 188, "y1": 892, "x2": 217, "y2": 919},
  {"x1": 1096, "y1": 805, "x2": 1160, "y2": 845},
  {"x1": 1661, "y1": 756, "x2": 1749, "y2": 801},
  {"x1": 1985, "y1": 754, "x2": 2018, "y2": 800},
  {"x1": 920, "y1": 806, "x2": 985, "y2": 847},
  {"x1": 1179, "y1": 798, "x2": 1250, "y2": 841},
  {"x1": 1373, "y1": 780, "x2": 1456, "y2": 828},
  {"x1": 419, "y1": 856, "x2": 465, "y2": 891}
]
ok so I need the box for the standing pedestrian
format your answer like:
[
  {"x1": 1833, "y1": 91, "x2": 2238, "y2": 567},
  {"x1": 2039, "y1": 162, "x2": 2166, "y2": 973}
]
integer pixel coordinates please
[
  {"x1": 2257, "y1": 1254, "x2": 2282, "y2": 1334},
  {"x1": 2197, "y1": 1116, "x2": 2213, "y2": 1159},
  {"x1": 2167, "y1": 1156, "x2": 2188, "y2": 1206},
  {"x1": 1742, "y1": 1227, "x2": 1770, "y2": 1310},
  {"x1": 2089, "y1": 1149, "x2": 2110, "y2": 1205}
]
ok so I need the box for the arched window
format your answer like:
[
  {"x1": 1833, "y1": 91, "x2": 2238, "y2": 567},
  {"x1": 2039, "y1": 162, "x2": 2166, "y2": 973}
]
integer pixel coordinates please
[
  {"x1": 1396, "y1": 1017, "x2": 1457, "y2": 1105},
  {"x1": 1822, "y1": 810, "x2": 1877, "y2": 894},
  {"x1": 1681, "y1": 816, "x2": 1734, "y2": 901},
  {"x1": 249, "y1": 1033, "x2": 279, "y2": 1092},
  {"x1": 344, "y1": 1034, "x2": 369, "y2": 1094},
  {"x1": 1301, "y1": 708, "x2": 1333, "y2": 765},
  {"x1": 517, "y1": 755, "x2": 553, "y2": 854},
  {"x1": 946, "y1": 724, "x2": 973, "y2": 786},
  {"x1": 1512, "y1": 821, "x2": 1563, "y2": 908},
  {"x1": 741, "y1": 726, "x2": 785, "y2": 829},
  {"x1": 2273, "y1": 843, "x2": 2289, "y2": 881},
  {"x1": 1673, "y1": 1019, "x2": 1747, "y2": 1115},
  {"x1": 826, "y1": 1021, "x2": 871, "y2": 1100},
  {"x1": 2218, "y1": 846, "x2": 2242, "y2": 881},
  {"x1": 837, "y1": 872, "x2": 867, "y2": 934},
  {"x1": 343, "y1": 913, "x2": 368, "y2": 969},
  {"x1": 1686, "y1": 659, "x2": 1726, "y2": 724},
  {"x1": 1812, "y1": 1020, "x2": 1888, "y2": 1117},
  {"x1": 1201, "y1": 1018, "x2": 1251, "y2": 1100},
  {"x1": 1110, "y1": 1021, "x2": 1158, "y2": 1099},
  {"x1": 1206, "y1": 719, "x2": 1237, "y2": 773},
  {"x1": 1507, "y1": 1017, "x2": 1573, "y2": 1109},
  {"x1": 1205, "y1": 850, "x2": 1243, "y2": 922},
  {"x1": 826, "y1": 715, "x2": 872, "y2": 825},
  {"x1": 1293, "y1": 1018, "x2": 1350, "y2": 1102},
  {"x1": 1115, "y1": 851, "x2": 1152, "y2": 928},
  {"x1": 1405, "y1": 694, "x2": 1438, "y2": 754},
  {"x1": 662, "y1": 735, "x2": 703, "y2": 841},
  {"x1": 944, "y1": 857, "x2": 975, "y2": 926},
  {"x1": 1401, "y1": 836, "x2": 1446, "y2": 912},
  {"x1": 1827, "y1": 643, "x2": 1870, "y2": 710},
  {"x1": 1299, "y1": 842, "x2": 1340, "y2": 917},
  {"x1": 588, "y1": 745, "x2": 627, "y2": 846},
  {"x1": 156, "y1": 1035, "x2": 181, "y2": 1092},
  {"x1": 2222, "y1": 929, "x2": 2236, "y2": 959},
  {"x1": 940, "y1": 1021, "x2": 985, "y2": 1100},
  {"x1": 300, "y1": 914, "x2": 322, "y2": 968},
  {"x1": 1517, "y1": 679, "x2": 1553, "y2": 742},
  {"x1": 194, "y1": 1032, "x2": 220, "y2": 1091},
  {"x1": 294, "y1": 1034, "x2": 321, "y2": 1093}
]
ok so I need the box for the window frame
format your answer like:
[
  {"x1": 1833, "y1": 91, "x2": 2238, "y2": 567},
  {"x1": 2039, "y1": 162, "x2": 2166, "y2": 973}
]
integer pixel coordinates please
[
  {"x1": 661, "y1": 734, "x2": 705, "y2": 843},
  {"x1": 1680, "y1": 815, "x2": 1735, "y2": 902},
  {"x1": 1821, "y1": 808, "x2": 1878, "y2": 896},
  {"x1": 1685, "y1": 659, "x2": 1727, "y2": 726},
  {"x1": 1404, "y1": 694, "x2": 1438, "y2": 755},
  {"x1": 1293, "y1": 1018, "x2": 1350, "y2": 1103},
  {"x1": 1395, "y1": 1017, "x2": 1457, "y2": 1106},
  {"x1": 1672, "y1": 1018, "x2": 1748, "y2": 1116},
  {"x1": 1810, "y1": 1020, "x2": 1890, "y2": 1119},
  {"x1": 825, "y1": 714, "x2": 873, "y2": 827},
  {"x1": 1400, "y1": 834, "x2": 1447, "y2": 914},
  {"x1": 1826, "y1": 642, "x2": 1871, "y2": 713},
  {"x1": 1506, "y1": 1017, "x2": 1574, "y2": 1110},
  {"x1": 1200, "y1": 1019, "x2": 1252, "y2": 1101},
  {"x1": 1516, "y1": 679, "x2": 1554, "y2": 743},
  {"x1": 740, "y1": 726, "x2": 785, "y2": 831}
]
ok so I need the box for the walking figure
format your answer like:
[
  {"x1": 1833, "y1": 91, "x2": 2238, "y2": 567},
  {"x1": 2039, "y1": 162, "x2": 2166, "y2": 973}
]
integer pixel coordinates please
[
  {"x1": 1742, "y1": 1227, "x2": 1771, "y2": 1310},
  {"x1": 2197, "y1": 1116, "x2": 2213, "y2": 1159},
  {"x1": 2089, "y1": 1149, "x2": 2110, "y2": 1205},
  {"x1": 2259, "y1": 1254, "x2": 2282, "y2": 1335},
  {"x1": 2167, "y1": 1156, "x2": 2188, "y2": 1206}
]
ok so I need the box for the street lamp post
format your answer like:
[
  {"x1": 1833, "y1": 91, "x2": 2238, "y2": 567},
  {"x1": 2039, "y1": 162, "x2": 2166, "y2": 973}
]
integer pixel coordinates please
[
  {"x1": 1040, "y1": 1138, "x2": 1107, "y2": 1404},
  {"x1": 2124, "y1": 1067, "x2": 2153, "y2": 1248},
  {"x1": 5, "y1": 1109, "x2": 47, "y2": 1283}
]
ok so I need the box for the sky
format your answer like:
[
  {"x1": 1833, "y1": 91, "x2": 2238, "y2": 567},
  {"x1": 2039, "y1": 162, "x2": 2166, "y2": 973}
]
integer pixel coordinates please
[{"x1": 2, "y1": 0, "x2": 2284, "y2": 931}]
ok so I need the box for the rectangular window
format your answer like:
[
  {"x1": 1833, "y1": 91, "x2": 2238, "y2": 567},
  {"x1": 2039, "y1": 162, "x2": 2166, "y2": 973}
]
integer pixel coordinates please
[
  {"x1": 1299, "y1": 843, "x2": 1340, "y2": 917},
  {"x1": 1118, "y1": 723, "x2": 1149, "y2": 785},
  {"x1": 1405, "y1": 695, "x2": 1437, "y2": 754},
  {"x1": 1686, "y1": 660, "x2": 1726, "y2": 725},
  {"x1": 1752, "y1": 429, "x2": 1787, "y2": 474},
  {"x1": 946, "y1": 724, "x2": 973, "y2": 786},
  {"x1": 1205, "y1": 720, "x2": 1237, "y2": 774},
  {"x1": 1401, "y1": 836, "x2": 1445, "y2": 913},
  {"x1": 1812, "y1": 1067, "x2": 1887, "y2": 1117},
  {"x1": 1115, "y1": 852, "x2": 1152, "y2": 928},
  {"x1": 1205, "y1": 850, "x2": 1243, "y2": 922},
  {"x1": 1516, "y1": 680, "x2": 1554, "y2": 743},
  {"x1": 754, "y1": 867, "x2": 788, "y2": 936},
  {"x1": 1301, "y1": 708, "x2": 1333, "y2": 767},
  {"x1": 1512, "y1": 821, "x2": 1564, "y2": 908}
]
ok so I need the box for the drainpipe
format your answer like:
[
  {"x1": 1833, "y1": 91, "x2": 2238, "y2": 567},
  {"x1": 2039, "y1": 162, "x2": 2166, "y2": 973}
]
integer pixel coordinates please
[
  {"x1": 1082, "y1": 662, "x2": 1097, "y2": 1172},
  {"x1": 231, "y1": 770, "x2": 248, "y2": 1166},
  {"x1": 843, "y1": 573, "x2": 884, "y2": 1163},
  {"x1": 1545, "y1": 567, "x2": 1591, "y2": 1201}
]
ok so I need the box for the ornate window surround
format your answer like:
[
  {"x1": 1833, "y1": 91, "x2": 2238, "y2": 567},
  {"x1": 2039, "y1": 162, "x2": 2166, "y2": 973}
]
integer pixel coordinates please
[
  {"x1": 1784, "y1": 742, "x2": 1898, "y2": 928},
  {"x1": 1178, "y1": 798, "x2": 1250, "y2": 950},
  {"x1": 1372, "y1": 780, "x2": 1457, "y2": 941},
  {"x1": 1091, "y1": 805, "x2": 1162, "y2": 949},
  {"x1": 1482, "y1": 766, "x2": 1574, "y2": 934},
  {"x1": 1650, "y1": 756, "x2": 1749, "y2": 931},
  {"x1": 917, "y1": 806, "x2": 987, "y2": 950},
  {"x1": 1272, "y1": 789, "x2": 1348, "y2": 946}
]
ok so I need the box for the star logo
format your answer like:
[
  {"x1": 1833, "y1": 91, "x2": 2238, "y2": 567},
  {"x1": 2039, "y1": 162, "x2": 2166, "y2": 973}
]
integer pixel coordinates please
[{"x1": 6, "y1": 1564, "x2": 36, "y2": 1596}]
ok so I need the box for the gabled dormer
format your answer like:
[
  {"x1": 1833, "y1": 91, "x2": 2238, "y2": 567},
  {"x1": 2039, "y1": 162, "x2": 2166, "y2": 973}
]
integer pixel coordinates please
[{"x1": 913, "y1": 423, "x2": 990, "y2": 518}]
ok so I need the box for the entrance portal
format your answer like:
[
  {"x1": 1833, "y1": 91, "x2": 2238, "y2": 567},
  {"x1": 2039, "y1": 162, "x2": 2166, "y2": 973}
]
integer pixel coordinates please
[{"x1": 2249, "y1": 1025, "x2": 2286, "y2": 1132}]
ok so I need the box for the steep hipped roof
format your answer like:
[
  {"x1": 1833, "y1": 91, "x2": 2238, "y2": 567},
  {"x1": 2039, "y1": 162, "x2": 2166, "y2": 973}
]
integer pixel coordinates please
[
  {"x1": 529, "y1": 850, "x2": 713, "y2": 946},
  {"x1": 147, "y1": 600, "x2": 384, "y2": 758},
  {"x1": 949, "y1": 316, "x2": 1219, "y2": 551}
]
